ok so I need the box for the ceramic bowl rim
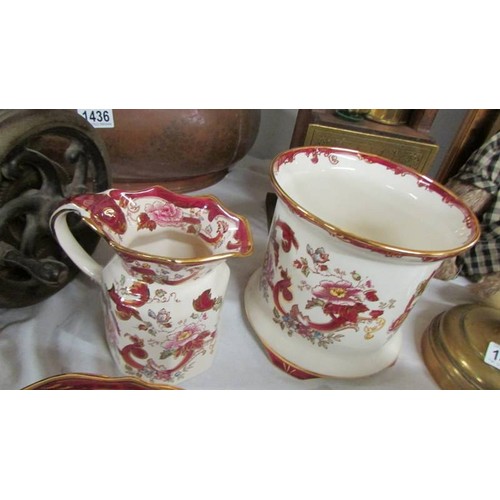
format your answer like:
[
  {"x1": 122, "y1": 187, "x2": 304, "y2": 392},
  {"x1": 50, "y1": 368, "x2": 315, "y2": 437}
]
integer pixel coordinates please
[
  {"x1": 270, "y1": 146, "x2": 481, "y2": 261},
  {"x1": 56, "y1": 185, "x2": 254, "y2": 266}
]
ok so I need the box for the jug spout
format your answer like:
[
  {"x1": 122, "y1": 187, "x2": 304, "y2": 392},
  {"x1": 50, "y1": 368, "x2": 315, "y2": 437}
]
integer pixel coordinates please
[
  {"x1": 51, "y1": 186, "x2": 253, "y2": 284},
  {"x1": 50, "y1": 186, "x2": 253, "y2": 385}
]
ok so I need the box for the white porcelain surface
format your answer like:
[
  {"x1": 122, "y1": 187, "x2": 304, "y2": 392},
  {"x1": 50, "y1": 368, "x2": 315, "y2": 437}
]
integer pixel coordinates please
[
  {"x1": 272, "y1": 148, "x2": 478, "y2": 256},
  {"x1": 244, "y1": 147, "x2": 480, "y2": 378},
  {"x1": 245, "y1": 269, "x2": 403, "y2": 378},
  {"x1": 50, "y1": 186, "x2": 252, "y2": 385},
  {"x1": 0, "y1": 155, "x2": 482, "y2": 390}
]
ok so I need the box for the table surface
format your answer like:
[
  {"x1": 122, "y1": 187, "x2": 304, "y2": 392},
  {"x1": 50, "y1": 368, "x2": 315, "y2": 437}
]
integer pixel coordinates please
[{"x1": 0, "y1": 155, "x2": 479, "y2": 390}]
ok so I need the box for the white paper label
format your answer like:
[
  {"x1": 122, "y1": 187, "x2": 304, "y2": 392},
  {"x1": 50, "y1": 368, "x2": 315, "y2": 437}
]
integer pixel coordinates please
[
  {"x1": 77, "y1": 109, "x2": 114, "y2": 128},
  {"x1": 484, "y1": 341, "x2": 500, "y2": 370}
]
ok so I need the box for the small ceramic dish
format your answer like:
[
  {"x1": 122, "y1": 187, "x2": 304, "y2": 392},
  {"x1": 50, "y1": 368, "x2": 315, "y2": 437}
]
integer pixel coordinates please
[{"x1": 22, "y1": 373, "x2": 180, "y2": 390}]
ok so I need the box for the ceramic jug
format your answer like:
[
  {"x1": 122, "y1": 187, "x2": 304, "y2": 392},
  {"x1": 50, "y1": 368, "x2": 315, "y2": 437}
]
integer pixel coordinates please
[
  {"x1": 244, "y1": 147, "x2": 480, "y2": 379},
  {"x1": 51, "y1": 186, "x2": 253, "y2": 384}
]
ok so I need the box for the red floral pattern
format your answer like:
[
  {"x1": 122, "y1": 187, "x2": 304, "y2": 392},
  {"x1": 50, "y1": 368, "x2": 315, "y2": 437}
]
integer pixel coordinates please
[
  {"x1": 70, "y1": 186, "x2": 253, "y2": 278},
  {"x1": 110, "y1": 276, "x2": 224, "y2": 382},
  {"x1": 193, "y1": 289, "x2": 220, "y2": 312},
  {"x1": 144, "y1": 200, "x2": 184, "y2": 227},
  {"x1": 163, "y1": 323, "x2": 212, "y2": 355},
  {"x1": 388, "y1": 277, "x2": 431, "y2": 335},
  {"x1": 261, "y1": 217, "x2": 395, "y2": 348},
  {"x1": 72, "y1": 193, "x2": 127, "y2": 235},
  {"x1": 108, "y1": 282, "x2": 150, "y2": 321},
  {"x1": 137, "y1": 213, "x2": 156, "y2": 231},
  {"x1": 69, "y1": 186, "x2": 250, "y2": 385}
]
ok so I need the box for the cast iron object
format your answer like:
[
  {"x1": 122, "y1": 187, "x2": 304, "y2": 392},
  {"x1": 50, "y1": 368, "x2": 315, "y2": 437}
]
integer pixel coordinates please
[{"x1": 0, "y1": 109, "x2": 110, "y2": 308}]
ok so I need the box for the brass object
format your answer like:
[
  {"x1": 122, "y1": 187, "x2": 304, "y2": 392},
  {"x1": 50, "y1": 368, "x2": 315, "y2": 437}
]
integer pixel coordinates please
[
  {"x1": 367, "y1": 109, "x2": 411, "y2": 126},
  {"x1": 421, "y1": 303, "x2": 500, "y2": 389},
  {"x1": 304, "y1": 123, "x2": 438, "y2": 174}
]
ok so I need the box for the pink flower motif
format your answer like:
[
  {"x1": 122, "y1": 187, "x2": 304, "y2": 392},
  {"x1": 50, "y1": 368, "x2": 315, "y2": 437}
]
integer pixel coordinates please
[
  {"x1": 163, "y1": 323, "x2": 204, "y2": 350},
  {"x1": 144, "y1": 201, "x2": 184, "y2": 226},
  {"x1": 312, "y1": 280, "x2": 364, "y2": 306},
  {"x1": 312, "y1": 280, "x2": 373, "y2": 326}
]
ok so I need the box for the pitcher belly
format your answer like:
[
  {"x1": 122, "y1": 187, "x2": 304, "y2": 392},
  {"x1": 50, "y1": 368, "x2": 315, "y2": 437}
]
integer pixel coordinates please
[{"x1": 103, "y1": 261, "x2": 230, "y2": 384}]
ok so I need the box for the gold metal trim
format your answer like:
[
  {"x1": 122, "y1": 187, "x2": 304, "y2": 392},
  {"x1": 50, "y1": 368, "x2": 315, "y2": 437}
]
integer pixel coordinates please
[
  {"x1": 270, "y1": 147, "x2": 480, "y2": 260},
  {"x1": 366, "y1": 109, "x2": 411, "y2": 126}
]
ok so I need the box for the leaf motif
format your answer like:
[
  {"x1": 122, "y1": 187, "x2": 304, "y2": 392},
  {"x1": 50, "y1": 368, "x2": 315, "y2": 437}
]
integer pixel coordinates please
[
  {"x1": 137, "y1": 213, "x2": 156, "y2": 231},
  {"x1": 306, "y1": 298, "x2": 324, "y2": 309}
]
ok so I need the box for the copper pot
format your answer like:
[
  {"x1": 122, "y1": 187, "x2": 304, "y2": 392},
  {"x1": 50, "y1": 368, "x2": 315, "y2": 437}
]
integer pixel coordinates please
[{"x1": 96, "y1": 109, "x2": 261, "y2": 192}]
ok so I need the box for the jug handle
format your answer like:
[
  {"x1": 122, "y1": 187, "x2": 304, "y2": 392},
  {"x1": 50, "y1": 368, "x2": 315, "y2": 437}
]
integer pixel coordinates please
[{"x1": 51, "y1": 205, "x2": 103, "y2": 283}]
